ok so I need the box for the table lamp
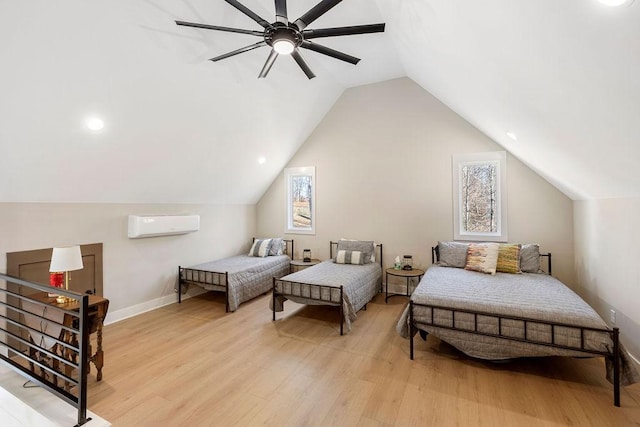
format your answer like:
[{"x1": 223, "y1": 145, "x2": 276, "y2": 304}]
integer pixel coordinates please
[{"x1": 49, "y1": 245, "x2": 84, "y2": 303}]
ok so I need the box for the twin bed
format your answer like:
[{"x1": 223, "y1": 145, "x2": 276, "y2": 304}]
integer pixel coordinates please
[
  {"x1": 397, "y1": 242, "x2": 639, "y2": 406},
  {"x1": 272, "y1": 240, "x2": 382, "y2": 335},
  {"x1": 178, "y1": 238, "x2": 383, "y2": 335},
  {"x1": 178, "y1": 238, "x2": 293, "y2": 312}
]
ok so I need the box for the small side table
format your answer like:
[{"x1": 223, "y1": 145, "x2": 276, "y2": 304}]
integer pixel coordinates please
[
  {"x1": 385, "y1": 267, "x2": 425, "y2": 302},
  {"x1": 290, "y1": 259, "x2": 321, "y2": 273}
]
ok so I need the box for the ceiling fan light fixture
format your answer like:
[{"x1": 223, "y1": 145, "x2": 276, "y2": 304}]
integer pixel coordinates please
[
  {"x1": 176, "y1": 0, "x2": 386, "y2": 78},
  {"x1": 273, "y1": 38, "x2": 295, "y2": 55}
]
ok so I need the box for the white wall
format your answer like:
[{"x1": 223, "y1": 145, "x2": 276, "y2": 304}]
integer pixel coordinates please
[
  {"x1": 574, "y1": 197, "x2": 640, "y2": 358},
  {"x1": 257, "y1": 78, "x2": 575, "y2": 286},
  {"x1": 0, "y1": 203, "x2": 255, "y2": 323}
]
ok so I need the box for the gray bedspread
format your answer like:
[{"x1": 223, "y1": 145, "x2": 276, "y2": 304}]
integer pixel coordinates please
[
  {"x1": 396, "y1": 265, "x2": 639, "y2": 385},
  {"x1": 272, "y1": 260, "x2": 381, "y2": 332},
  {"x1": 397, "y1": 265, "x2": 612, "y2": 357},
  {"x1": 184, "y1": 255, "x2": 290, "y2": 311}
]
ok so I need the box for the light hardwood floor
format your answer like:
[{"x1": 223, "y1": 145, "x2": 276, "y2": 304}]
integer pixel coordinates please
[{"x1": 87, "y1": 292, "x2": 640, "y2": 426}]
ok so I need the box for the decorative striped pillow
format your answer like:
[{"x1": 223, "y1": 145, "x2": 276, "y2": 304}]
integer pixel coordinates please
[
  {"x1": 464, "y1": 243, "x2": 500, "y2": 275},
  {"x1": 337, "y1": 239, "x2": 374, "y2": 264},
  {"x1": 496, "y1": 244, "x2": 522, "y2": 274},
  {"x1": 335, "y1": 250, "x2": 365, "y2": 265},
  {"x1": 248, "y1": 238, "x2": 273, "y2": 257}
]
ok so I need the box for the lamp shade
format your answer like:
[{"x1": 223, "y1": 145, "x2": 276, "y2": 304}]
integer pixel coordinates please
[{"x1": 49, "y1": 246, "x2": 84, "y2": 272}]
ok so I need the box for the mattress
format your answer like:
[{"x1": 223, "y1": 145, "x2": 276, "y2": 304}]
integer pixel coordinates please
[{"x1": 183, "y1": 254, "x2": 290, "y2": 311}]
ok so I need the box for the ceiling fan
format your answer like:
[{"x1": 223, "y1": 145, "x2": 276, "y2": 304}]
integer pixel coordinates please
[{"x1": 176, "y1": 0, "x2": 385, "y2": 79}]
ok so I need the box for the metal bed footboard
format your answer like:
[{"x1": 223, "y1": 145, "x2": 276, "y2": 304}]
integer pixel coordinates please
[
  {"x1": 273, "y1": 277, "x2": 346, "y2": 334},
  {"x1": 271, "y1": 241, "x2": 383, "y2": 335},
  {"x1": 178, "y1": 267, "x2": 229, "y2": 311},
  {"x1": 178, "y1": 238, "x2": 294, "y2": 312},
  {"x1": 408, "y1": 300, "x2": 621, "y2": 406}
]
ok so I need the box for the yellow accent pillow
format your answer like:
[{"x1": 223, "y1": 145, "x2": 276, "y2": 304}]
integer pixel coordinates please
[
  {"x1": 496, "y1": 244, "x2": 522, "y2": 274},
  {"x1": 464, "y1": 243, "x2": 500, "y2": 275}
]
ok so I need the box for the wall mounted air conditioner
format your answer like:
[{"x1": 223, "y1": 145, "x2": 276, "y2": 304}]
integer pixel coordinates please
[{"x1": 127, "y1": 215, "x2": 200, "y2": 239}]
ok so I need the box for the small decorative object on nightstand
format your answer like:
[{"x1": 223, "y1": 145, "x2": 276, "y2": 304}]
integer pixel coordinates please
[
  {"x1": 385, "y1": 267, "x2": 425, "y2": 302},
  {"x1": 394, "y1": 256, "x2": 402, "y2": 270},
  {"x1": 303, "y1": 249, "x2": 312, "y2": 263},
  {"x1": 402, "y1": 255, "x2": 413, "y2": 270}
]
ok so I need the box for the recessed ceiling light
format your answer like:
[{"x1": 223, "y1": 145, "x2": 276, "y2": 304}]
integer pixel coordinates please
[
  {"x1": 85, "y1": 117, "x2": 104, "y2": 131},
  {"x1": 258, "y1": 157, "x2": 266, "y2": 165},
  {"x1": 597, "y1": 0, "x2": 633, "y2": 6},
  {"x1": 506, "y1": 131, "x2": 518, "y2": 141}
]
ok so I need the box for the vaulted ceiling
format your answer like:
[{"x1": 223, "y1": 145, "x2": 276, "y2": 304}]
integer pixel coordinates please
[{"x1": 1, "y1": 0, "x2": 638, "y2": 203}]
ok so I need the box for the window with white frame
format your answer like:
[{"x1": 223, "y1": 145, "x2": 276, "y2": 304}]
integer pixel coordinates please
[
  {"x1": 285, "y1": 166, "x2": 315, "y2": 235},
  {"x1": 452, "y1": 151, "x2": 507, "y2": 242}
]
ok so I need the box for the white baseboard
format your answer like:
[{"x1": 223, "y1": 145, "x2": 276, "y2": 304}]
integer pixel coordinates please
[{"x1": 104, "y1": 288, "x2": 205, "y2": 325}]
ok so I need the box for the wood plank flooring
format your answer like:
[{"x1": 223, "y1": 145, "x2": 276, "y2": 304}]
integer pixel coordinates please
[{"x1": 87, "y1": 292, "x2": 640, "y2": 426}]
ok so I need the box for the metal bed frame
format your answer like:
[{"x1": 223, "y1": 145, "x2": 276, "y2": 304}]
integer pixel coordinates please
[
  {"x1": 272, "y1": 241, "x2": 383, "y2": 335},
  {"x1": 178, "y1": 238, "x2": 294, "y2": 312},
  {"x1": 407, "y1": 245, "x2": 622, "y2": 406}
]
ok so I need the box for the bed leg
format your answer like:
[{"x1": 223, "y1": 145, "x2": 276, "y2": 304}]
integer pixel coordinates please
[
  {"x1": 613, "y1": 327, "x2": 620, "y2": 407},
  {"x1": 409, "y1": 300, "x2": 414, "y2": 360},
  {"x1": 340, "y1": 286, "x2": 344, "y2": 336},
  {"x1": 225, "y1": 272, "x2": 230, "y2": 313},
  {"x1": 178, "y1": 266, "x2": 182, "y2": 304},
  {"x1": 272, "y1": 277, "x2": 276, "y2": 322}
]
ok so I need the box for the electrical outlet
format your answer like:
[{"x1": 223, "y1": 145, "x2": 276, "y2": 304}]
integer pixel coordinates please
[{"x1": 610, "y1": 309, "x2": 616, "y2": 324}]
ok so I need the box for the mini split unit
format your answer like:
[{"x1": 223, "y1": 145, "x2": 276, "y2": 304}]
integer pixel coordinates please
[{"x1": 127, "y1": 215, "x2": 200, "y2": 238}]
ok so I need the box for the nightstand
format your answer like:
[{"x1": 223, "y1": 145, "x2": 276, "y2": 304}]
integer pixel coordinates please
[
  {"x1": 385, "y1": 267, "x2": 425, "y2": 302},
  {"x1": 290, "y1": 258, "x2": 321, "y2": 273}
]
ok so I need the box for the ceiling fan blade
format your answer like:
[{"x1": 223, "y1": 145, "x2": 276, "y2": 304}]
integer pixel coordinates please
[
  {"x1": 275, "y1": 0, "x2": 288, "y2": 25},
  {"x1": 300, "y1": 40, "x2": 360, "y2": 65},
  {"x1": 210, "y1": 41, "x2": 267, "y2": 62},
  {"x1": 293, "y1": 0, "x2": 343, "y2": 30},
  {"x1": 175, "y1": 21, "x2": 264, "y2": 36},
  {"x1": 258, "y1": 49, "x2": 279, "y2": 78},
  {"x1": 291, "y1": 49, "x2": 316, "y2": 79},
  {"x1": 302, "y1": 23, "x2": 385, "y2": 39},
  {"x1": 225, "y1": 0, "x2": 273, "y2": 29}
]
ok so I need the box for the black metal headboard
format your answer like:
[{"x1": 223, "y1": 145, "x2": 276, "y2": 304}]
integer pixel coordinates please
[
  {"x1": 431, "y1": 244, "x2": 552, "y2": 275},
  {"x1": 330, "y1": 241, "x2": 383, "y2": 269}
]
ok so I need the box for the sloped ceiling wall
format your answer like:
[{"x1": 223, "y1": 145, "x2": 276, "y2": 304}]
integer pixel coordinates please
[
  {"x1": 0, "y1": 0, "x2": 403, "y2": 204},
  {"x1": 1, "y1": 0, "x2": 638, "y2": 204},
  {"x1": 378, "y1": 0, "x2": 640, "y2": 200}
]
